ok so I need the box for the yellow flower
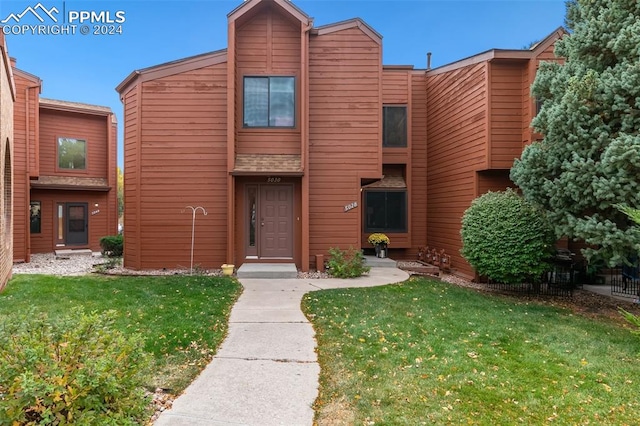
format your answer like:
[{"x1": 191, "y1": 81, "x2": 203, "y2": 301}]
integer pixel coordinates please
[{"x1": 367, "y1": 233, "x2": 390, "y2": 245}]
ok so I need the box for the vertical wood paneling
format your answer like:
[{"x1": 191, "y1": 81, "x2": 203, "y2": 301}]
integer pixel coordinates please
[
  {"x1": 426, "y1": 62, "x2": 487, "y2": 278},
  {"x1": 122, "y1": 87, "x2": 138, "y2": 268},
  {"x1": 133, "y1": 63, "x2": 228, "y2": 269},
  {"x1": 308, "y1": 27, "x2": 381, "y2": 256}
]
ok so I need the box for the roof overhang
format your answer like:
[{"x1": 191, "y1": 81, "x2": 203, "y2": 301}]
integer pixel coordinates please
[
  {"x1": 1, "y1": 34, "x2": 16, "y2": 101},
  {"x1": 231, "y1": 154, "x2": 303, "y2": 176},
  {"x1": 116, "y1": 49, "x2": 228, "y2": 97},
  {"x1": 228, "y1": 0, "x2": 311, "y2": 26},
  {"x1": 312, "y1": 18, "x2": 382, "y2": 45},
  {"x1": 40, "y1": 98, "x2": 112, "y2": 117},
  {"x1": 31, "y1": 176, "x2": 111, "y2": 192}
]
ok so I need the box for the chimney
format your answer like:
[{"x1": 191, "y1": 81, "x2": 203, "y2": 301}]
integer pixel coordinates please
[{"x1": 426, "y1": 52, "x2": 432, "y2": 70}]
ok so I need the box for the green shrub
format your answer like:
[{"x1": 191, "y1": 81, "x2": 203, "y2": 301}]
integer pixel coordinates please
[
  {"x1": 100, "y1": 234, "x2": 123, "y2": 257},
  {"x1": 327, "y1": 247, "x2": 371, "y2": 278},
  {"x1": 0, "y1": 308, "x2": 150, "y2": 425},
  {"x1": 460, "y1": 188, "x2": 555, "y2": 284}
]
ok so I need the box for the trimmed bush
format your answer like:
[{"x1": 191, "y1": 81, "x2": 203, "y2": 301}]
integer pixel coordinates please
[
  {"x1": 461, "y1": 188, "x2": 555, "y2": 284},
  {"x1": 0, "y1": 308, "x2": 150, "y2": 425},
  {"x1": 100, "y1": 234, "x2": 123, "y2": 257},
  {"x1": 327, "y1": 247, "x2": 371, "y2": 278}
]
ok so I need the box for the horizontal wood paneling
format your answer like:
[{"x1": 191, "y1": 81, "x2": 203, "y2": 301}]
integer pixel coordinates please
[
  {"x1": 133, "y1": 63, "x2": 228, "y2": 269},
  {"x1": 122, "y1": 87, "x2": 138, "y2": 268},
  {"x1": 490, "y1": 62, "x2": 524, "y2": 169},
  {"x1": 11, "y1": 73, "x2": 38, "y2": 261},
  {"x1": 235, "y1": 6, "x2": 301, "y2": 155},
  {"x1": 29, "y1": 191, "x2": 112, "y2": 254},
  {"x1": 383, "y1": 70, "x2": 409, "y2": 104},
  {"x1": 39, "y1": 110, "x2": 109, "y2": 177},
  {"x1": 427, "y1": 62, "x2": 487, "y2": 278},
  {"x1": 308, "y1": 27, "x2": 381, "y2": 255}
]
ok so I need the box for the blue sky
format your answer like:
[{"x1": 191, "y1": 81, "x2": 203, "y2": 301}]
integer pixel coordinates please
[{"x1": 1, "y1": 0, "x2": 567, "y2": 167}]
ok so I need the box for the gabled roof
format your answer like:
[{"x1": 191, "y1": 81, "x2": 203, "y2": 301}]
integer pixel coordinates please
[
  {"x1": 427, "y1": 26, "x2": 566, "y2": 76},
  {"x1": 228, "y1": 0, "x2": 311, "y2": 26},
  {"x1": 312, "y1": 18, "x2": 382, "y2": 45},
  {"x1": 115, "y1": 49, "x2": 228, "y2": 96},
  {"x1": 40, "y1": 97, "x2": 113, "y2": 118}
]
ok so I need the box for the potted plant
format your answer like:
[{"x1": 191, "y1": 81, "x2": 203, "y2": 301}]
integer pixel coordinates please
[{"x1": 367, "y1": 233, "x2": 390, "y2": 258}]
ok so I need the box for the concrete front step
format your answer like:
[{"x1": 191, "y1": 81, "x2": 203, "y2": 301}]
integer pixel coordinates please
[
  {"x1": 54, "y1": 249, "x2": 95, "y2": 259},
  {"x1": 363, "y1": 255, "x2": 397, "y2": 268},
  {"x1": 237, "y1": 263, "x2": 298, "y2": 279}
]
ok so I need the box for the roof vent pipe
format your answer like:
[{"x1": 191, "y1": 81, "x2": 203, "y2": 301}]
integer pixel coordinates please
[{"x1": 427, "y1": 52, "x2": 432, "y2": 70}]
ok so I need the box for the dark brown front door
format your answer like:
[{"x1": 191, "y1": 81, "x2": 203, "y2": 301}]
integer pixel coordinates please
[
  {"x1": 65, "y1": 203, "x2": 88, "y2": 245},
  {"x1": 259, "y1": 184, "x2": 293, "y2": 258}
]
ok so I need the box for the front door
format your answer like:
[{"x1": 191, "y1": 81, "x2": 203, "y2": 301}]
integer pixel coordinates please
[
  {"x1": 260, "y1": 185, "x2": 293, "y2": 258},
  {"x1": 245, "y1": 184, "x2": 293, "y2": 259},
  {"x1": 65, "y1": 203, "x2": 88, "y2": 245}
]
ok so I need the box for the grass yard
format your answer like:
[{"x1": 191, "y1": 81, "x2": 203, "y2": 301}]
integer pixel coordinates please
[
  {"x1": 303, "y1": 277, "x2": 640, "y2": 425},
  {"x1": 0, "y1": 274, "x2": 242, "y2": 394}
]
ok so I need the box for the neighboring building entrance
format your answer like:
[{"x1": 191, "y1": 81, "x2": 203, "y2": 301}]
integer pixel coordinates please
[
  {"x1": 63, "y1": 203, "x2": 88, "y2": 245},
  {"x1": 246, "y1": 184, "x2": 293, "y2": 259}
]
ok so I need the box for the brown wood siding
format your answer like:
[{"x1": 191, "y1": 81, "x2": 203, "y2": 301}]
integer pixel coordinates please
[
  {"x1": 12, "y1": 72, "x2": 39, "y2": 262},
  {"x1": 29, "y1": 190, "x2": 111, "y2": 254},
  {"x1": 489, "y1": 61, "x2": 525, "y2": 169},
  {"x1": 308, "y1": 27, "x2": 381, "y2": 258},
  {"x1": 39, "y1": 110, "x2": 109, "y2": 177},
  {"x1": 409, "y1": 73, "x2": 427, "y2": 255},
  {"x1": 122, "y1": 87, "x2": 139, "y2": 268},
  {"x1": 134, "y1": 63, "x2": 228, "y2": 269},
  {"x1": 235, "y1": 7, "x2": 301, "y2": 156},
  {"x1": 476, "y1": 169, "x2": 513, "y2": 195},
  {"x1": 383, "y1": 71, "x2": 409, "y2": 104},
  {"x1": 426, "y1": 62, "x2": 487, "y2": 279},
  {"x1": 522, "y1": 64, "x2": 531, "y2": 147}
]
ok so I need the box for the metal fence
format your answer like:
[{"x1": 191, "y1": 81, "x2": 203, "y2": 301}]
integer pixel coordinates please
[{"x1": 610, "y1": 263, "x2": 640, "y2": 300}]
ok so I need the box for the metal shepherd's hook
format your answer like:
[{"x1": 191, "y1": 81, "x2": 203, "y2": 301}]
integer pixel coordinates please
[{"x1": 182, "y1": 206, "x2": 208, "y2": 275}]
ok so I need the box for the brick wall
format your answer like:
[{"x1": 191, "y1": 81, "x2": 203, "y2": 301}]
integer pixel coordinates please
[{"x1": 0, "y1": 33, "x2": 15, "y2": 291}]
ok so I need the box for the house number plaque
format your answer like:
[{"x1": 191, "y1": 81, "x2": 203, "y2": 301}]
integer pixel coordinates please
[
  {"x1": 266, "y1": 177, "x2": 281, "y2": 183},
  {"x1": 344, "y1": 201, "x2": 358, "y2": 212}
]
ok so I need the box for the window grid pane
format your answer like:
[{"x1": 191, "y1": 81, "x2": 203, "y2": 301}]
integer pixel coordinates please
[
  {"x1": 244, "y1": 76, "x2": 295, "y2": 128},
  {"x1": 383, "y1": 106, "x2": 407, "y2": 147},
  {"x1": 365, "y1": 191, "x2": 407, "y2": 232}
]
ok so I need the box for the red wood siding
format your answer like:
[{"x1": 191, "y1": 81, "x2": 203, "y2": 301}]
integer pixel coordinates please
[
  {"x1": 39, "y1": 110, "x2": 108, "y2": 177},
  {"x1": 409, "y1": 73, "x2": 427, "y2": 255},
  {"x1": 122, "y1": 87, "x2": 139, "y2": 268},
  {"x1": 489, "y1": 61, "x2": 525, "y2": 169},
  {"x1": 235, "y1": 7, "x2": 301, "y2": 156},
  {"x1": 132, "y1": 63, "x2": 228, "y2": 269},
  {"x1": 308, "y1": 27, "x2": 381, "y2": 257},
  {"x1": 383, "y1": 70, "x2": 409, "y2": 104},
  {"x1": 426, "y1": 62, "x2": 487, "y2": 279},
  {"x1": 29, "y1": 190, "x2": 111, "y2": 254},
  {"x1": 12, "y1": 73, "x2": 39, "y2": 261}
]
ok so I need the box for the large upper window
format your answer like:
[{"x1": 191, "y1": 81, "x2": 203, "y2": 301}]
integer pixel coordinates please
[
  {"x1": 383, "y1": 106, "x2": 407, "y2": 147},
  {"x1": 58, "y1": 137, "x2": 86, "y2": 170},
  {"x1": 365, "y1": 190, "x2": 407, "y2": 232},
  {"x1": 244, "y1": 76, "x2": 295, "y2": 127}
]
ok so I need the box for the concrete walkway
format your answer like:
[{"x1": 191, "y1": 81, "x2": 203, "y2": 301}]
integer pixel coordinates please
[{"x1": 154, "y1": 267, "x2": 409, "y2": 426}]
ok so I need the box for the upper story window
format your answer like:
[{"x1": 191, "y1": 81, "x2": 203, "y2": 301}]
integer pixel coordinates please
[
  {"x1": 243, "y1": 76, "x2": 295, "y2": 128},
  {"x1": 383, "y1": 105, "x2": 407, "y2": 147},
  {"x1": 58, "y1": 137, "x2": 86, "y2": 170}
]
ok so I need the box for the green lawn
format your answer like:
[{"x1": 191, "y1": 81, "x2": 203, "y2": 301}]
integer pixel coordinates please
[
  {"x1": 303, "y1": 277, "x2": 640, "y2": 425},
  {"x1": 0, "y1": 274, "x2": 242, "y2": 394}
]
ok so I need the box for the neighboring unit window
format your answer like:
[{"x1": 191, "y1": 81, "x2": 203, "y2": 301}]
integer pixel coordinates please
[
  {"x1": 30, "y1": 201, "x2": 41, "y2": 234},
  {"x1": 244, "y1": 76, "x2": 295, "y2": 127},
  {"x1": 383, "y1": 106, "x2": 407, "y2": 147},
  {"x1": 58, "y1": 137, "x2": 86, "y2": 170},
  {"x1": 365, "y1": 190, "x2": 407, "y2": 232}
]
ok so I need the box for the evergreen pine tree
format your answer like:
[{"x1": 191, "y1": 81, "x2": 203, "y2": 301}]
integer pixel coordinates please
[{"x1": 511, "y1": 0, "x2": 640, "y2": 265}]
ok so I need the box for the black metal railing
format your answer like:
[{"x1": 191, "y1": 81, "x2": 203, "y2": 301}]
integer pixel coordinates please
[{"x1": 611, "y1": 264, "x2": 640, "y2": 299}]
